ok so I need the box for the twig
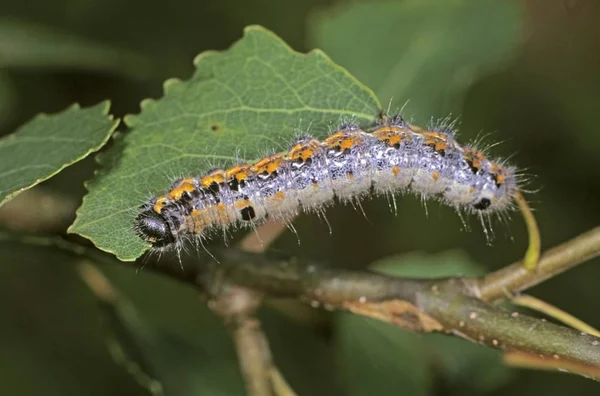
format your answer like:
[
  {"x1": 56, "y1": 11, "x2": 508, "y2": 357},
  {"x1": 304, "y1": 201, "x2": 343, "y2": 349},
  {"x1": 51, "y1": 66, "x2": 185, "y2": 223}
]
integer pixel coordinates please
[
  {"x1": 208, "y1": 285, "x2": 275, "y2": 396},
  {"x1": 239, "y1": 220, "x2": 290, "y2": 253},
  {"x1": 229, "y1": 220, "x2": 294, "y2": 395},
  {"x1": 269, "y1": 368, "x2": 298, "y2": 396},
  {"x1": 504, "y1": 351, "x2": 600, "y2": 380},
  {"x1": 473, "y1": 226, "x2": 600, "y2": 302},
  {"x1": 511, "y1": 294, "x2": 600, "y2": 337},
  {"x1": 0, "y1": 188, "x2": 78, "y2": 232}
]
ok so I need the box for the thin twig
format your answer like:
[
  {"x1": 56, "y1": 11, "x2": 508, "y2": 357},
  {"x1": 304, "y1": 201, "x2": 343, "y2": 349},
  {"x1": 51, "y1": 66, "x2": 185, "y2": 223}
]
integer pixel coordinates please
[
  {"x1": 0, "y1": 188, "x2": 79, "y2": 232},
  {"x1": 269, "y1": 368, "x2": 298, "y2": 396},
  {"x1": 239, "y1": 220, "x2": 290, "y2": 253},
  {"x1": 208, "y1": 285, "x2": 275, "y2": 396},
  {"x1": 232, "y1": 219, "x2": 294, "y2": 395},
  {"x1": 473, "y1": 226, "x2": 600, "y2": 302},
  {"x1": 511, "y1": 294, "x2": 600, "y2": 337},
  {"x1": 504, "y1": 351, "x2": 600, "y2": 380}
]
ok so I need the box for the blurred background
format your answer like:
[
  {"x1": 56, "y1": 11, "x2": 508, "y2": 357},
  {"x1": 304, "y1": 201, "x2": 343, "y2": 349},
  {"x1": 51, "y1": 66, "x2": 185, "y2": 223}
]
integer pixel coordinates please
[{"x1": 0, "y1": 0, "x2": 599, "y2": 395}]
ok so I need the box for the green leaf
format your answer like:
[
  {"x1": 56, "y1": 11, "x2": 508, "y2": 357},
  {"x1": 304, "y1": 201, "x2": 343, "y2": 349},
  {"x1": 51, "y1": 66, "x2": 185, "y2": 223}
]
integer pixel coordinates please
[
  {"x1": 335, "y1": 313, "x2": 432, "y2": 396},
  {"x1": 371, "y1": 250, "x2": 485, "y2": 278},
  {"x1": 261, "y1": 308, "x2": 342, "y2": 396},
  {"x1": 309, "y1": 0, "x2": 522, "y2": 124},
  {"x1": 93, "y1": 271, "x2": 244, "y2": 396},
  {"x1": 0, "y1": 19, "x2": 154, "y2": 78},
  {"x1": 0, "y1": 101, "x2": 118, "y2": 206},
  {"x1": 70, "y1": 25, "x2": 381, "y2": 261},
  {"x1": 370, "y1": 251, "x2": 513, "y2": 392},
  {"x1": 426, "y1": 334, "x2": 513, "y2": 393},
  {"x1": 101, "y1": 296, "x2": 165, "y2": 396}
]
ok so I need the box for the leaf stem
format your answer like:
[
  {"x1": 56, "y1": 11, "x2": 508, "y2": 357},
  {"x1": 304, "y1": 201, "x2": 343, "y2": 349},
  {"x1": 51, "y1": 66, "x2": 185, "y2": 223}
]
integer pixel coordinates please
[{"x1": 515, "y1": 191, "x2": 541, "y2": 271}]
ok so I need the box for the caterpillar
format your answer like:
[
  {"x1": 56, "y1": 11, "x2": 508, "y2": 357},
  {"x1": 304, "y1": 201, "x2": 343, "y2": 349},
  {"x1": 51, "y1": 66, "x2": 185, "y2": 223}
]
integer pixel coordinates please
[{"x1": 134, "y1": 114, "x2": 532, "y2": 258}]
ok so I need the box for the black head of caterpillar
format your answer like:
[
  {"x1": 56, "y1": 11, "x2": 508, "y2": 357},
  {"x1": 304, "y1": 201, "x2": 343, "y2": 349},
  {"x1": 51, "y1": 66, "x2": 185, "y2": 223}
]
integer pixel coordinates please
[{"x1": 135, "y1": 204, "x2": 178, "y2": 248}]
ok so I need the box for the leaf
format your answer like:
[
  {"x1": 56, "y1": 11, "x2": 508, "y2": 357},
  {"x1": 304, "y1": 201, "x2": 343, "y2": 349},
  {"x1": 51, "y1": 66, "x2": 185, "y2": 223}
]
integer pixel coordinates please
[
  {"x1": 370, "y1": 251, "x2": 513, "y2": 392},
  {"x1": 370, "y1": 250, "x2": 485, "y2": 278},
  {"x1": 261, "y1": 308, "x2": 342, "y2": 396},
  {"x1": 102, "y1": 297, "x2": 165, "y2": 396},
  {"x1": 102, "y1": 298, "x2": 244, "y2": 396},
  {"x1": 426, "y1": 334, "x2": 513, "y2": 392},
  {"x1": 70, "y1": 25, "x2": 381, "y2": 261},
  {"x1": 79, "y1": 263, "x2": 244, "y2": 396},
  {"x1": 335, "y1": 313, "x2": 432, "y2": 396},
  {"x1": 309, "y1": 0, "x2": 522, "y2": 124},
  {"x1": 0, "y1": 19, "x2": 154, "y2": 78},
  {"x1": 0, "y1": 101, "x2": 118, "y2": 206}
]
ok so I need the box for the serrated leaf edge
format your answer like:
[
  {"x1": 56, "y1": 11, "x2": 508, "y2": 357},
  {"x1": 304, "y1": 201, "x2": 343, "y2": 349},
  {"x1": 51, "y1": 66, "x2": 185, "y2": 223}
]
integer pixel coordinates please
[{"x1": 0, "y1": 100, "x2": 118, "y2": 207}]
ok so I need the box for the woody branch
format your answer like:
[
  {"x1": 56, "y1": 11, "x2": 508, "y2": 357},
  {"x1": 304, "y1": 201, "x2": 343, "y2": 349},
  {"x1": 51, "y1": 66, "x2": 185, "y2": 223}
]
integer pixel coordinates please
[{"x1": 2, "y1": 226, "x2": 600, "y2": 380}]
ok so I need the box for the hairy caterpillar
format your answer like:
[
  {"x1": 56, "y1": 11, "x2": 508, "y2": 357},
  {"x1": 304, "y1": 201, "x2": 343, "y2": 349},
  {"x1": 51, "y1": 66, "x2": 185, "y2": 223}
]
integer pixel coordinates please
[{"x1": 134, "y1": 114, "x2": 529, "y2": 257}]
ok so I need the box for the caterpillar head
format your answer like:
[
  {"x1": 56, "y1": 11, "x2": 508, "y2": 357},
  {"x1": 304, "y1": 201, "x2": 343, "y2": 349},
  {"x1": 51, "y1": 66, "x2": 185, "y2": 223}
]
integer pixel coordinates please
[{"x1": 134, "y1": 208, "x2": 177, "y2": 248}]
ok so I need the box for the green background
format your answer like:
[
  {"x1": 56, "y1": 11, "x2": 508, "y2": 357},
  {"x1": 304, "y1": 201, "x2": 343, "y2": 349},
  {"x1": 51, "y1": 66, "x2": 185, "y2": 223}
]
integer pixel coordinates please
[{"x1": 0, "y1": 0, "x2": 599, "y2": 395}]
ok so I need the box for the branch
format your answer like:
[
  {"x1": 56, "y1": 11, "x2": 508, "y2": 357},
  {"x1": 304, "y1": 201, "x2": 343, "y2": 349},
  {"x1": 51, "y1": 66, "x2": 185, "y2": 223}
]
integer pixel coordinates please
[
  {"x1": 3, "y1": 228, "x2": 600, "y2": 381},
  {"x1": 202, "y1": 251, "x2": 600, "y2": 379}
]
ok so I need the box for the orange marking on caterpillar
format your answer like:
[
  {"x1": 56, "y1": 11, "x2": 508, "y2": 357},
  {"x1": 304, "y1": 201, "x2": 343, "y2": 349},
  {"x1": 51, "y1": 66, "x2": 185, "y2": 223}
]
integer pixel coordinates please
[
  {"x1": 373, "y1": 126, "x2": 403, "y2": 134},
  {"x1": 373, "y1": 127, "x2": 403, "y2": 147},
  {"x1": 201, "y1": 170, "x2": 226, "y2": 187},
  {"x1": 190, "y1": 208, "x2": 210, "y2": 233},
  {"x1": 288, "y1": 140, "x2": 322, "y2": 162},
  {"x1": 423, "y1": 132, "x2": 448, "y2": 153},
  {"x1": 226, "y1": 165, "x2": 251, "y2": 181},
  {"x1": 392, "y1": 166, "x2": 400, "y2": 176},
  {"x1": 153, "y1": 197, "x2": 168, "y2": 214},
  {"x1": 253, "y1": 155, "x2": 284, "y2": 175},
  {"x1": 464, "y1": 148, "x2": 487, "y2": 170},
  {"x1": 324, "y1": 132, "x2": 363, "y2": 151},
  {"x1": 234, "y1": 199, "x2": 252, "y2": 209},
  {"x1": 169, "y1": 181, "x2": 196, "y2": 200}
]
